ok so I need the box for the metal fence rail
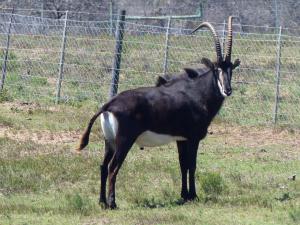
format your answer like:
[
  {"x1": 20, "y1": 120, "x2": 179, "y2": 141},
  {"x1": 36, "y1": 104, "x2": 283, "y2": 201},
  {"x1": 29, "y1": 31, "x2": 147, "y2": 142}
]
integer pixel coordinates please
[{"x1": 0, "y1": 11, "x2": 299, "y2": 129}]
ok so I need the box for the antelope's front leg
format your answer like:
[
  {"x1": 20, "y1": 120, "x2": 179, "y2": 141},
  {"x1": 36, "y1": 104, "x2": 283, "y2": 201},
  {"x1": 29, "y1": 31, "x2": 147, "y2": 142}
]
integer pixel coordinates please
[{"x1": 187, "y1": 140, "x2": 200, "y2": 200}]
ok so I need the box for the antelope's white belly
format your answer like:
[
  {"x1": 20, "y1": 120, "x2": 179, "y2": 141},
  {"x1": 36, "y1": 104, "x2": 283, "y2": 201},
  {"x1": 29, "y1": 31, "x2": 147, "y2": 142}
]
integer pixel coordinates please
[{"x1": 135, "y1": 131, "x2": 187, "y2": 147}]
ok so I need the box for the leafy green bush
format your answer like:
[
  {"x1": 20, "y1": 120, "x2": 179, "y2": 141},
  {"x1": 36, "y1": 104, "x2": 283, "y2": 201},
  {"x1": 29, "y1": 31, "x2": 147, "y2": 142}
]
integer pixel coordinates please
[
  {"x1": 0, "y1": 89, "x2": 13, "y2": 102},
  {"x1": 200, "y1": 172, "x2": 226, "y2": 202},
  {"x1": 65, "y1": 193, "x2": 94, "y2": 215}
]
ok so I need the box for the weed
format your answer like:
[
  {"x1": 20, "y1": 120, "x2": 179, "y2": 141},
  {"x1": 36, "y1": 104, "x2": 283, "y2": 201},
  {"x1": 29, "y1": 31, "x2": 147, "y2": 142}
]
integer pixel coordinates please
[
  {"x1": 200, "y1": 172, "x2": 226, "y2": 202},
  {"x1": 135, "y1": 197, "x2": 167, "y2": 208},
  {"x1": 0, "y1": 89, "x2": 13, "y2": 102},
  {"x1": 289, "y1": 207, "x2": 300, "y2": 223},
  {"x1": 65, "y1": 192, "x2": 94, "y2": 216},
  {"x1": 0, "y1": 114, "x2": 14, "y2": 127},
  {"x1": 30, "y1": 76, "x2": 48, "y2": 86},
  {"x1": 0, "y1": 50, "x2": 19, "y2": 72},
  {"x1": 276, "y1": 192, "x2": 292, "y2": 202}
]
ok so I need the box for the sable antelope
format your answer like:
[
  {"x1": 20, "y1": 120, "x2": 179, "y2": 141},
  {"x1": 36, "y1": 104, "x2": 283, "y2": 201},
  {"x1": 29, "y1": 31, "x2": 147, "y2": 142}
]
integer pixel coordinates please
[{"x1": 78, "y1": 16, "x2": 240, "y2": 209}]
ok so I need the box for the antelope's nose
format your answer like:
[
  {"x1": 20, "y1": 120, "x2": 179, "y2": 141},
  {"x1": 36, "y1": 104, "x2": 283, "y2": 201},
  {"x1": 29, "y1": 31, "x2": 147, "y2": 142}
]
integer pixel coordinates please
[{"x1": 225, "y1": 89, "x2": 232, "y2": 96}]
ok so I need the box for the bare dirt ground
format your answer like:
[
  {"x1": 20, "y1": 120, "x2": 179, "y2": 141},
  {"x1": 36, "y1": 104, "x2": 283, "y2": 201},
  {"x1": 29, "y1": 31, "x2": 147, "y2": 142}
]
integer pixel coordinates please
[
  {"x1": 1, "y1": 122, "x2": 298, "y2": 148},
  {"x1": 209, "y1": 123, "x2": 300, "y2": 149},
  {"x1": 208, "y1": 123, "x2": 300, "y2": 162},
  {"x1": 0, "y1": 101, "x2": 81, "y2": 145},
  {"x1": 0, "y1": 125, "x2": 80, "y2": 145},
  {"x1": 1, "y1": 101, "x2": 59, "y2": 113}
]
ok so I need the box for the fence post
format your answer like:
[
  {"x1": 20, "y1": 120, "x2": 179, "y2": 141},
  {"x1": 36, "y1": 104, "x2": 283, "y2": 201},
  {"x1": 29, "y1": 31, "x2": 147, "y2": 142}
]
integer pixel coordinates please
[
  {"x1": 109, "y1": 0, "x2": 114, "y2": 36},
  {"x1": 55, "y1": 11, "x2": 68, "y2": 104},
  {"x1": 163, "y1": 16, "x2": 171, "y2": 75},
  {"x1": 109, "y1": 10, "x2": 126, "y2": 98},
  {"x1": 41, "y1": 1, "x2": 44, "y2": 18},
  {"x1": 274, "y1": 0, "x2": 281, "y2": 28},
  {"x1": 273, "y1": 26, "x2": 282, "y2": 124},
  {"x1": 0, "y1": 9, "x2": 14, "y2": 92},
  {"x1": 198, "y1": 2, "x2": 203, "y2": 19}
]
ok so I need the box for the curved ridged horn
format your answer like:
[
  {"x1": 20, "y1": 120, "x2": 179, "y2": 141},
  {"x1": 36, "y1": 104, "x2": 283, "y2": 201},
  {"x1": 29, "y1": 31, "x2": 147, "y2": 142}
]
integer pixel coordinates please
[
  {"x1": 224, "y1": 16, "x2": 233, "y2": 63},
  {"x1": 191, "y1": 22, "x2": 223, "y2": 63}
]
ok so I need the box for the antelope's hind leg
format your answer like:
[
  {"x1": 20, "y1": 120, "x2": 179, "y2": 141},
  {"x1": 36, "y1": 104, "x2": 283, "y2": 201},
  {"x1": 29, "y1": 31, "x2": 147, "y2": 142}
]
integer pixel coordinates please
[
  {"x1": 107, "y1": 136, "x2": 135, "y2": 209},
  {"x1": 99, "y1": 140, "x2": 114, "y2": 207}
]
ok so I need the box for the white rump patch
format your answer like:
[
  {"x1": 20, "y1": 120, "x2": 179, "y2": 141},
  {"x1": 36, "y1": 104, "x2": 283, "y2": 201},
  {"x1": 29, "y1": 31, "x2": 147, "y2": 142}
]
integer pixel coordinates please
[
  {"x1": 135, "y1": 131, "x2": 187, "y2": 147},
  {"x1": 100, "y1": 112, "x2": 118, "y2": 141}
]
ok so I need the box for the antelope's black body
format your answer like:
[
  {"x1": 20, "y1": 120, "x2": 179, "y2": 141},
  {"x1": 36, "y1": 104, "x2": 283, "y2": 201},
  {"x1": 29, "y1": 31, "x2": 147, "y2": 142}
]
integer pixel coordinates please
[{"x1": 78, "y1": 16, "x2": 240, "y2": 209}]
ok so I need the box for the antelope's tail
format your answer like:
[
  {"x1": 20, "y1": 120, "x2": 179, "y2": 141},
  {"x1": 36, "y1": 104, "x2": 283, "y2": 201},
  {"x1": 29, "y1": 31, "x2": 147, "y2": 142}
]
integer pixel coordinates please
[{"x1": 77, "y1": 108, "x2": 103, "y2": 151}]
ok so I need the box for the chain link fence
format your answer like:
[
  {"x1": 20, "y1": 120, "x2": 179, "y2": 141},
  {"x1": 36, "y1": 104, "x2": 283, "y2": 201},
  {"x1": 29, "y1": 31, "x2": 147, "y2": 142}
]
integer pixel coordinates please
[{"x1": 0, "y1": 11, "x2": 299, "y2": 150}]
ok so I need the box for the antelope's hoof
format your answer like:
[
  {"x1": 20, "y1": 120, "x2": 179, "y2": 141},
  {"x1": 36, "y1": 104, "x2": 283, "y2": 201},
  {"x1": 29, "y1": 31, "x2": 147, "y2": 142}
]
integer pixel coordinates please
[
  {"x1": 188, "y1": 193, "x2": 199, "y2": 201},
  {"x1": 99, "y1": 201, "x2": 108, "y2": 209},
  {"x1": 107, "y1": 196, "x2": 117, "y2": 209},
  {"x1": 181, "y1": 192, "x2": 189, "y2": 202},
  {"x1": 108, "y1": 202, "x2": 117, "y2": 210}
]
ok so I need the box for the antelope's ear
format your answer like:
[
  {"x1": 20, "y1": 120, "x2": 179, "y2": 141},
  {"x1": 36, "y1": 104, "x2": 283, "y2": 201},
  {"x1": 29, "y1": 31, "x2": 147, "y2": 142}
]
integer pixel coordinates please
[
  {"x1": 184, "y1": 68, "x2": 199, "y2": 79},
  {"x1": 232, "y1": 58, "x2": 241, "y2": 69},
  {"x1": 201, "y1": 57, "x2": 214, "y2": 70},
  {"x1": 155, "y1": 76, "x2": 168, "y2": 86},
  {"x1": 156, "y1": 74, "x2": 173, "y2": 86}
]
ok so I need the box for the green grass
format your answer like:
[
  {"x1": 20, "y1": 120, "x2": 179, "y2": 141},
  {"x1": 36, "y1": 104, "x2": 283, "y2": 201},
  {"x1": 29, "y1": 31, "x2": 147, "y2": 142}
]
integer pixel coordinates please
[{"x1": 0, "y1": 124, "x2": 299, "y2": 224}]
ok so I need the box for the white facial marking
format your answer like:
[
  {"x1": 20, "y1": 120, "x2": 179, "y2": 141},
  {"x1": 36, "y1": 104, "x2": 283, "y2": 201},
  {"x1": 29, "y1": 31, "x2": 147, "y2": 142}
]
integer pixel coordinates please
[
  {"x1": 217, "y1": 69, "x2": 228, "y2": 97},
  {"x1": 136, "y1": 131, "x2": 186, "y2": 147},
  {"x1": 100, "y1": 112, "x2": 118, "y2": 141}
]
